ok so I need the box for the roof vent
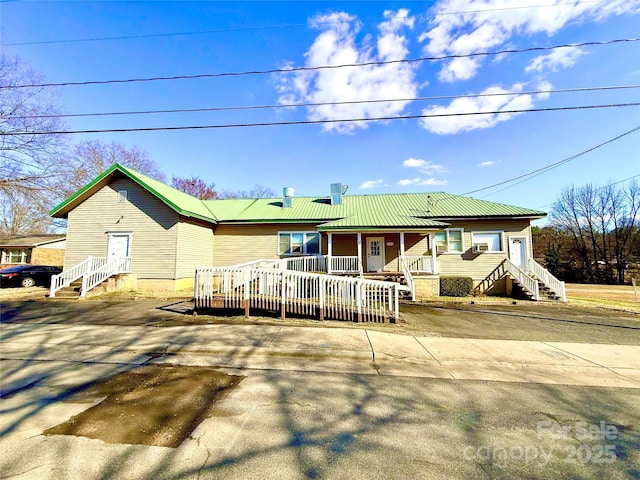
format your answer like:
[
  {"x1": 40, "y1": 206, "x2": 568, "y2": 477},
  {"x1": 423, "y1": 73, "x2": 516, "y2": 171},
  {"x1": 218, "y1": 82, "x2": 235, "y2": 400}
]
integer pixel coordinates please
[
  {"x1": 330, "y1": 183, "x2": 347, "y2": 205},
  {"x1": 283, "y1": 187, "x2": 294, "y2": 208}
]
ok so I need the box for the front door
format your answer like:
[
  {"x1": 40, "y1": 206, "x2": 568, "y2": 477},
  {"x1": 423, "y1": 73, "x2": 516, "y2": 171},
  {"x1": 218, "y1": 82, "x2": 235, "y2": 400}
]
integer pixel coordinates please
[
  {"x1": 509, "y1": 236, "x2": 527, "y2": 270},
  {"x1": 366, "y1": 237, "x2": 384, "y2": 272},
  {"x1": 107, "y1": 234, "x2": 131, "y2": 258}
]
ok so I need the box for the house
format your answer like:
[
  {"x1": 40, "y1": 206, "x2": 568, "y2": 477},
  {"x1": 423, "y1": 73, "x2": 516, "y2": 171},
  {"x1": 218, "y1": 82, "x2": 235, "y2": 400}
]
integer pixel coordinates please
[
  {"x1": 49, "y1": 164, "x2": 563, "y2": 302},
  {"x1": 0, "y1": 235, "x2": 66, "y2": 268}
]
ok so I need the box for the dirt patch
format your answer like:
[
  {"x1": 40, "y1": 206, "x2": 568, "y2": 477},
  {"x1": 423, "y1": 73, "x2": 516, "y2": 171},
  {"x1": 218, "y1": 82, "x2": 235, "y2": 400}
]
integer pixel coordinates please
[
  {"x1": 43, "y1": 365, "x2": 244, "y2": 447},
  {"x1": 0, "y1": 286, "x2": 48, "y2": 300}
]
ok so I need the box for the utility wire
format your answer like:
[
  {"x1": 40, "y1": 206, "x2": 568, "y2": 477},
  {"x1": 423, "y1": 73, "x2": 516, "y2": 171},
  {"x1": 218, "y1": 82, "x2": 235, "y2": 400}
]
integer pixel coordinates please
[
  {"x1": 3, "y1": 38, "x2": 638, "y2": 90},
  {"x1": 3, "y1": 103, "x2": 638, "y2": 136},
  {"x1": 533, "y1": 173, "x2": 640, "y2": 210},
  {"x1": 4, "y1": 1, "x2": 600, "y2": 46},
  {"x1": 11, "y1": 84, "x2": 640, "y2": 120},
  {"x1": 460, "y1": 125, "x2": 640, "y2": 197}
]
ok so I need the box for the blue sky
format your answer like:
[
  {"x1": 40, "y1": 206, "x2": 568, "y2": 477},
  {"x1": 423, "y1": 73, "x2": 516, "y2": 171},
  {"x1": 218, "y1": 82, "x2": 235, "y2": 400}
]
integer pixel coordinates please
[{"x1": 2, "y1": 0, "x2": 639, "y2": 217}]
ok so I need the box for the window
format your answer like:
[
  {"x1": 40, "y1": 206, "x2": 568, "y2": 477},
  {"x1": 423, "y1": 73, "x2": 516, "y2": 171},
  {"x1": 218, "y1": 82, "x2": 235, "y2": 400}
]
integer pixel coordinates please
[
  {"x1": 434, "y1": 228, "x2": 464, "y2": 253},
  {"x1": 471, "y1": 231, "x2": 503, "y2": 252},
  {"x1": 2, "y1": 248, "x2": 30, "y2": 264},
  {"x1": 279, "y1": 232, "x2": 321, "y2": 256},
  {"x1": 117, "y1": 190, "x2": 128, "y2": 203}
]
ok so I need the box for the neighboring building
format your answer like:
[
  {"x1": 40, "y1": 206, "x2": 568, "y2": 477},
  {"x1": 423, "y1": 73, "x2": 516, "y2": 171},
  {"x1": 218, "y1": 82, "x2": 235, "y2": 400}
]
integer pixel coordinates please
[
  {"x1": 50, "y1": 164, "x2": 557, "y2": 299},
  {"x1": 0, "y1": 235, "x2": 66, "y2": 267}
]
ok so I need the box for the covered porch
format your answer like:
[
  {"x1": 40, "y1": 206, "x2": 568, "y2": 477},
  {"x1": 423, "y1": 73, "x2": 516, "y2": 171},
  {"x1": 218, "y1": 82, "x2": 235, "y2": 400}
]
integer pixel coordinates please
[{"x1": 284, "y1": 230, "x2": 440, "y2": 276}]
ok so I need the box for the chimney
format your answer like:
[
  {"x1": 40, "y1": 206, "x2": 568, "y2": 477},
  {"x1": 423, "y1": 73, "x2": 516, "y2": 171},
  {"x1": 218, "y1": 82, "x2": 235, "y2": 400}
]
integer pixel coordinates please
[
  {"x1": 283, "y1": 186, "x2": 295, "y2": 208},
  {"x1": 330, "y1": 183, "x2": 347, "y2": 205}
]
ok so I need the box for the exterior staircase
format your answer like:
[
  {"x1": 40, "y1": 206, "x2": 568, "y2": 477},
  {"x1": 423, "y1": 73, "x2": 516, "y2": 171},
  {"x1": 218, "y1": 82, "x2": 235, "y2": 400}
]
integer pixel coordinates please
[
  {"x1": 49, "y1": 256, "x2": 132, "y2": 298},
  {"x1": 474, "y1": 258, "x2": 566, "y2": 302}
]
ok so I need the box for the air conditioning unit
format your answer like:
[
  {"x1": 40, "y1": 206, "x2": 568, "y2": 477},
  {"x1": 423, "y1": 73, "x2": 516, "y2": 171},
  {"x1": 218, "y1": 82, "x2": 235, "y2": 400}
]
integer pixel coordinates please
[
  {"x1": 435, "y1": 245, "x2": 447, "y2": 254},
  {"x1": 473, "y1": 243, "x2": 489, "y2": 253}
]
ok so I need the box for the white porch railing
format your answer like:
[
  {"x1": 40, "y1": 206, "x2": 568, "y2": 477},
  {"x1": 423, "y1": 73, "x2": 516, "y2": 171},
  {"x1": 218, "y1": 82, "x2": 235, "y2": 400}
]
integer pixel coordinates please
[
  {"x1": 194, "y1": 266, "x2": 402, "y2": 322},
  {"x1": 329, "y1": 256, "x2": 361, "y2": 274},
  {"x1": 528, "y1": 258, "x2": 567, "y2": 302},
  {"x1": 50, "y1": 255, "x2": 132, "y2": 298},
  {"x1": 284, "y1": 255, "x2": 327, "y2": 272},
  {"x1": 403, "y1": 255, "x2": 434, "y2": 273},
  {"x1": 399, "y1": 256, "x2": 416, "y2": 301}
]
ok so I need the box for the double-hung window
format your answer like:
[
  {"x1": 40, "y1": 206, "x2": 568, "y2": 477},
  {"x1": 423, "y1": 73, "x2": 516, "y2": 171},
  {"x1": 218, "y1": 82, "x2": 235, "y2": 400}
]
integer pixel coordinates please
[
  {"x1": 3, "y1": 248, "x2": 30, "y2": 264},
  {"x1": 434, "y1": 228, "x2": 464, "y2": 253},
  {"x1": 279, "y1": 232, "x2": 321, "y2": 256}
]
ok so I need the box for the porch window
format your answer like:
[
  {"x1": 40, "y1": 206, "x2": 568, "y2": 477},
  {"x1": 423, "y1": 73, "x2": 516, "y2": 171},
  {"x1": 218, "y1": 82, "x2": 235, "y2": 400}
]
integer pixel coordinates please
[
  {"x1": 434, "y1": 228, "x2": 464, "y2": 253},
  {"x1": 471, "y1": 231, "x2": 503, "y2": 252},
  {"x1": 278, "y1": 232, "x2": 321, "y2": 256}
]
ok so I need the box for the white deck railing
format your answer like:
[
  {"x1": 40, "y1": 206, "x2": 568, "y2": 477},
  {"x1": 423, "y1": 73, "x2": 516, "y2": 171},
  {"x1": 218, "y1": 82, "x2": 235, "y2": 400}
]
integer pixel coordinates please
[
  {"x1": 195, "y1": 266, "x2": 402, "y2": 322},
  {"x1": 528, "y1": 258, "x2": 566, "y2": 302},
  {"x1": 403, "y1": 255, "x2": 434, "y2": 273},
  {"x1": 50, "y1": 255, "x2": 132, "y2": 298},
  {"x1": 284, "y1": 255, "x2": 327, "y2": 272}
]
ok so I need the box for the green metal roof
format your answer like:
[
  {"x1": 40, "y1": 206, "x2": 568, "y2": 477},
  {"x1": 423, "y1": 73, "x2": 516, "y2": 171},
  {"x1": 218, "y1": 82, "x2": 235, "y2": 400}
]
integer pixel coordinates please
[
  {"x1": 51, "y1": 164, "x2": 546, "y2": 229},
  {"x1": 49, "y1": 164, "x2": 219, "y2": 222}
]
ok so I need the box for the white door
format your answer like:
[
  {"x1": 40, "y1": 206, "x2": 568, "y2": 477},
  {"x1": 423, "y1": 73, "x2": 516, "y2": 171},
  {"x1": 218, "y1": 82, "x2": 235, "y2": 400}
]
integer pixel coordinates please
[
  {"x1": 107, "y1": 234, "x2": 130, "y2": 258},
  {"x1": 509, "y1": 237, "x2": 527, "y2": 270},
  {"x1": 366, "y1": 237, "x2": 384, "y2": 272}
]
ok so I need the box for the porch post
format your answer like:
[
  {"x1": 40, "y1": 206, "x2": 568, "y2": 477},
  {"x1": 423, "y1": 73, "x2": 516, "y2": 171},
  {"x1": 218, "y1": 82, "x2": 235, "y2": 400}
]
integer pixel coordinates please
[
  {"x1": 357, "y1": 233, "x2": 363, "y2": 274},
  {"x1": 327, "y1": 233, "x2": 333, "y2": 274},
  {"x1": 430, "y1": 233, "x2": 438, "y2": 274},
  {"x1": 399, "y1": 232, "x2": 405, "y2": 270}
]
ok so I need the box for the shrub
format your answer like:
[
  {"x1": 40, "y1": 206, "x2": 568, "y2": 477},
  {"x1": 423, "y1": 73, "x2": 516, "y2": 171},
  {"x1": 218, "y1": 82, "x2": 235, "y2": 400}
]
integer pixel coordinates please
[{"x1": 440, "y1": 276, "x2": 473, "y2": 297}]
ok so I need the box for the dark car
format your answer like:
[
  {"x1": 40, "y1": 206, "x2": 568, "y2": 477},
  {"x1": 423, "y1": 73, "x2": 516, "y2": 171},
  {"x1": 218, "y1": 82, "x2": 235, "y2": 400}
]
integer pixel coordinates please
[{"x1": 0, "y1": 265, "x2": 63, "y2": 288}]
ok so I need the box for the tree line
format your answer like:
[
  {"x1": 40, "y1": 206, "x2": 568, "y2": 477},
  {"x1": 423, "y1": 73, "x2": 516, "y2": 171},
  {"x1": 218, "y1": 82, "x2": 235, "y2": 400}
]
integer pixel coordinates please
[
  {"x1": 533, "y1": 181, "x2": 640, "y2": 284},
  {"x1": 0, "y1": 54, "x2": 273, "y2": 236}
]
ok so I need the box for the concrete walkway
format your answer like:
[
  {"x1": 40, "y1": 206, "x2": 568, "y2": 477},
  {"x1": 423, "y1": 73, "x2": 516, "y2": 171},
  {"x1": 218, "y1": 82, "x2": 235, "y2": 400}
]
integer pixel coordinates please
[{"x1": 2, "y1": 322, "x2": 639, "y2": 394}]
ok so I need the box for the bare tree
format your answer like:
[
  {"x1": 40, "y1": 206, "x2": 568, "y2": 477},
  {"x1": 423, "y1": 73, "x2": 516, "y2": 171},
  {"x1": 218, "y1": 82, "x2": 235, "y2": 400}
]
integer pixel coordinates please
[
  {"x1": 0, "y1": 54, "x2": 74, "y2": 235},
  {"x1": 67, "y1": 140, "x2": 166, "y2": 195},
  {"x1": 171, "y1": 175, "x2": 217, "y2": 200},
  {"x1": 219, "y1": 184, "x2": 275, "y2": 199},
  {"x1": 551, "y1": 181, "x2": 640, "y2": 283}
]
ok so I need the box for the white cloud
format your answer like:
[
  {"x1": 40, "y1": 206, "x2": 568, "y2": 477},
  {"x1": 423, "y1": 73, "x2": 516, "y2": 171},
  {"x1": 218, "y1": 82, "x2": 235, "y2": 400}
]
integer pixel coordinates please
[
  {"x1": 403, "y1": 158, "x2": 448, "y2": 174},
  {"x1": 360, "y1": 179, "x2": 385, "y2": 189},
  {"x1": 536, "y1": 80, "x2": 553, "y2": 100},
  {"x1": 478, "y1": 161, "x2": 496, "y2": 167},
  {"x1": 421, "y1": 0, "x2": 640, "y2": 82},
  {"x1": 277, "y1": 9, "x2": 418, "y2": 133},
  {"x1": 399, "y1": 177, "x2": 448, "y2": 186},
  {"x1": 420, "y1": 83, "x2": 535, "y2": 134},
  {"x1": 525, "y1": 47, "x2": 587, "y2": 73}
]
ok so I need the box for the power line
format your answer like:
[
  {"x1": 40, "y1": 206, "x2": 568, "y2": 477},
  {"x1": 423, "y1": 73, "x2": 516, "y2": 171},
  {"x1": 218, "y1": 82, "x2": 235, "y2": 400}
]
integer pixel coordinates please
[
  {"x1": 460, "y1": 126, "x2": 640, "y2": 197},
  {"x1": 3, "y1": 102, "x2": 638, "y2": 136},
  {"x1": 3, "y1": 37, "x2": 638, "y2": 90},
  {"x1": 533, "y1": 173, "x2": 640, "y2": 209},
  {"x1": 11, "y1": 84, "x2": 640, "y2": 120},
  {"x1": 4, "y1": 1, "x2": 600, "y2": 46}
]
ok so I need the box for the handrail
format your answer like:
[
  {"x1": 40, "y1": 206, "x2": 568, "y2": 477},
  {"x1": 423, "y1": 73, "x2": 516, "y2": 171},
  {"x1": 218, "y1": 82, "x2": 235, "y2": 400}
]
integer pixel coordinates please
[
  {"x1": 81, "y1": 256, "x2": 131, "y2": 297},
  {"x1": 504, "y1": 258, "x2": 539, "y2": 301},
  {"x1": 399, "y1": 256, "x2": 416, "y2": 301},
  {"x1": 528, "y1": 258, "x2": 567, "y2": 302},
  {"x1": 50, "y1": 256, "x2": 93, "y2": 297}
]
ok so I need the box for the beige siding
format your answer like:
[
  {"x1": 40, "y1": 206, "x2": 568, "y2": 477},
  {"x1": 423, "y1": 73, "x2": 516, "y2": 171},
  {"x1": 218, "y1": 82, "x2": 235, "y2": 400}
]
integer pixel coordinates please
[
  {"x1": 65, "y1": 178, "x2": 180, "y2": 279},
  {"x1": 436, "y1": 219, "x2": 532, "y2": 280},
  {"x1": 212, "y1": 223, "x2": 322, "y2": 266},
  {"x1": 175, "y1": 220, "x2": 214, "y2": 278}
]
